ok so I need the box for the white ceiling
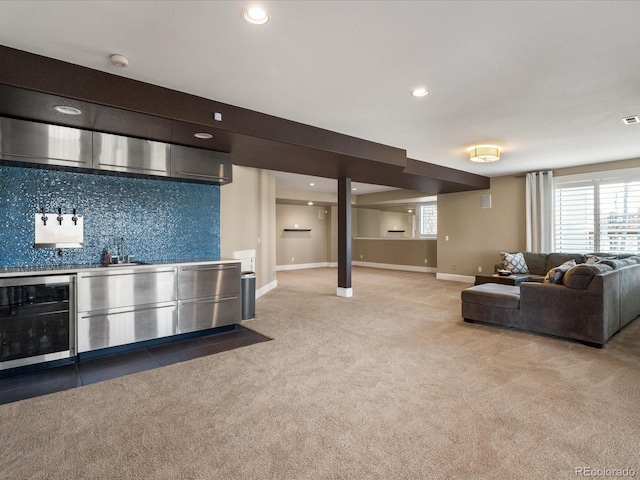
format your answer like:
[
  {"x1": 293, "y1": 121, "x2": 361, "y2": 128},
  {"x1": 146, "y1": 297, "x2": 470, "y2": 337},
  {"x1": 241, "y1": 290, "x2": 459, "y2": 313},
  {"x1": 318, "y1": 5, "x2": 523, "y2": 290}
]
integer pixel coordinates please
[{"x1": 1, "y1": 0, "x2": 640, "y2": 193}]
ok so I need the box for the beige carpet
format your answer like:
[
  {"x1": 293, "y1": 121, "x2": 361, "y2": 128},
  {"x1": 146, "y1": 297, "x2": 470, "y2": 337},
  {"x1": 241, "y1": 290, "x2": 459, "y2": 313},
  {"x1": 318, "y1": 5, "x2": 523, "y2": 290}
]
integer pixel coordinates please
[{"x1": 1, "y1": 267, "x2": 639, "y2": 479}]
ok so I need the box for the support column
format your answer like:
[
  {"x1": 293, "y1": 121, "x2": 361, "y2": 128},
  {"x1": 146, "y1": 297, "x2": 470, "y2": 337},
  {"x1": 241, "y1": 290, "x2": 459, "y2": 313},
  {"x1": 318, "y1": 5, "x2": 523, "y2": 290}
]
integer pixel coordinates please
[{"x1": 337, "y1": 177, "x2": 353, "y2": 297}]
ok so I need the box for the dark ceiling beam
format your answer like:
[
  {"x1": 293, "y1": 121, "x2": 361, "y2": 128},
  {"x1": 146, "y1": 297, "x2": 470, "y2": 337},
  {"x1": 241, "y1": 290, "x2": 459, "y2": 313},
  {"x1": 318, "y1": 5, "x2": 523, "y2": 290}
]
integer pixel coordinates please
[
  {"x1": 0, "y1": 45, "x2": 405, "y2": 167},
  {"x1": 0, "y1": 44, "x2": 490, "y2": 194},
  {"x1": 404, "y1": 158, "x2": 490, "y2": 191}
]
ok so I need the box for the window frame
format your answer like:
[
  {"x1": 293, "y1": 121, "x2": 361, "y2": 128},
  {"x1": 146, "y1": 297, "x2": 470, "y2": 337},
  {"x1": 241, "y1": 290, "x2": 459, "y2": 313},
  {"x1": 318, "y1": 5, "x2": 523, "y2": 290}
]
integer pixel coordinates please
[
  {"x1": 417, "y1": 202, "x2": 437, "y2": 238},
  {"x1": 553, "y1": 167, "x2": 640, "y2": 253}
]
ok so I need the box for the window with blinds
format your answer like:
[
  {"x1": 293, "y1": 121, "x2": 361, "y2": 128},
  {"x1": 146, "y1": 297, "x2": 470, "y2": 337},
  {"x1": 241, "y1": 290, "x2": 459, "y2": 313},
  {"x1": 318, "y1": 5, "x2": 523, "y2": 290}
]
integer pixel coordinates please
[
  {"x1": 419, "y1": 203, "x2": 437, "y2": 237},
  {"x1": 554, "y1": 169, "x2": 640, "y2": 253},
  {"x1": 599, "y1": 181, "x2": 640, "y2": 252}
]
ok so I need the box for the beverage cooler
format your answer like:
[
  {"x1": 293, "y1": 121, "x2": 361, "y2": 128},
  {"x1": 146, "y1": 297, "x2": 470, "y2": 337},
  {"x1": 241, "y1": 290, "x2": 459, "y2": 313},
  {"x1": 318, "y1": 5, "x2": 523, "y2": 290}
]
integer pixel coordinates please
[{"x1": 0, "y1": 275, "x2": 75, "y2": 371}]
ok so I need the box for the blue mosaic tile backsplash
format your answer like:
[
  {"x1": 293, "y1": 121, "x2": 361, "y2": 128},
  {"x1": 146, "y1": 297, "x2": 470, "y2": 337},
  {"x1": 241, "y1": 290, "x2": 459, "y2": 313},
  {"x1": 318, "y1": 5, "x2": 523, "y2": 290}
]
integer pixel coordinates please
[{"x1": 0, "y1": 165, "x2": 220, "y2": 268}]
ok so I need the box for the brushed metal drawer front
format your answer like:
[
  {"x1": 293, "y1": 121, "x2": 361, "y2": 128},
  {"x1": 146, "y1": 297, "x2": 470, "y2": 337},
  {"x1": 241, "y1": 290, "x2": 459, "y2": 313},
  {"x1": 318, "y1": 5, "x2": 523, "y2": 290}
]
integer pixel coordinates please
[
  {"x1": 78, "y1": 302, "x2": 177, "y2": 352},
  {"x1": 177, "y1": 295, "x2": 241, "y2": 334},
  {"x1": 0, "y1": 116, "x2": 92, "y2": 168},
  {"x1": 93, "y1": 132, "x2": 170, "y2": 176},
  {"x1": 77, "y1": 268, "x2": 177, "y2": 312},
  {"x1": 178, "y1": 263, "x2": 240, "y2": 300}
]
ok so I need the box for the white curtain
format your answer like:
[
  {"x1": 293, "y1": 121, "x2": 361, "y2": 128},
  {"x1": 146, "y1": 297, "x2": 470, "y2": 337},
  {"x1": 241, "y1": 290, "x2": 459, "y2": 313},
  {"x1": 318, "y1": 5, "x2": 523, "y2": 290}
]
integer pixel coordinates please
[{"x1": 526, "y1": 170, "x2": 554, "y2": 253}]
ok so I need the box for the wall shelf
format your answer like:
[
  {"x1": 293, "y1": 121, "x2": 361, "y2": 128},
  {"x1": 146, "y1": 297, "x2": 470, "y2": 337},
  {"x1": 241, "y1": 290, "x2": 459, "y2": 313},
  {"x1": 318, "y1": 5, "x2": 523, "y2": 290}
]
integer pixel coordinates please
[{"x1": 284, "y1": 228, "x2": 311, "y2": 232}]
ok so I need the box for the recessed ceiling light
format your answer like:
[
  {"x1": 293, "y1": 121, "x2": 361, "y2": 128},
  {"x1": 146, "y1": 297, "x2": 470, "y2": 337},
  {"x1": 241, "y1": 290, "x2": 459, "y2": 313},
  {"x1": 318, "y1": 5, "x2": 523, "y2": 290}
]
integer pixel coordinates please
[
  {"x1": 243, "y1": 7, "x2": 269, "y2": 24},
  {"x1": 411, "y1": 87, "x2": 430, "y2": 97},
  {"x1": 307, "y1": 201, "x2": 314, "y2": 206},
  {"x1": 352, "y1": 187, "x2": 357, "y2": 191},
  {"x1": 54, "y1": 105, "x2": 82, "y2": 115},
  {"x1": 622, "y1": 115, "x2": 639, "y2": 125},
  {"x1": 194, "y1": 132, "x2": 213, "y2": 139},
  {"x1": 109, "y1": 54, "x2": 129, "y2": 68},
  {"x1": 408, "y1": 209, "x2": 413, "y2": 213},
  {"x1": 309, "y1": 183, "x2": 315, "y2": 186}
]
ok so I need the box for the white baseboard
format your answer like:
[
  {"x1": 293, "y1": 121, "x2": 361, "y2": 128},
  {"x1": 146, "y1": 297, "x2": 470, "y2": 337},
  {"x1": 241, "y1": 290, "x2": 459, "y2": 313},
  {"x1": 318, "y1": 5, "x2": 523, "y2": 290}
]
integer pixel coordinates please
[
  {"x1": 276, "y1": 262, "x2": 332, "y2": 271},
  {"x1": 256, "y1": 279, "x2": 277, "y2": 298},
  {"x1": 352, "y1": 261, "x2": 436, "y2": 274},
  {"x1": 436, "y1": 272, "x2": 475, "y2": 283}
]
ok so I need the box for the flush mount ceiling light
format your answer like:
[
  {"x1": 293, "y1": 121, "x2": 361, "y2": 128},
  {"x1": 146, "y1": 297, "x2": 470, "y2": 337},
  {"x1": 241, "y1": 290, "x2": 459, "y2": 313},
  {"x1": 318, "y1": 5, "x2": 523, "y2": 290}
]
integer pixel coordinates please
[
  {"x1": 243, "y1": 7, "x2": 269, "y2": 24},
  {"x1": 468, "y1": 145, "x2": 501, "y2": 163},
  {"x1": 54, "y1": 105, "x2": 82, "y2": 115},
  {"x1": 411, "y1": 87, "x2": 430, "y2": 97},
  {"x1": 109, "y1": 54, "x2": 129, "y2": 68},
  {"x1": 194, "y1": 132, "x2": 213, "y2": 139}
]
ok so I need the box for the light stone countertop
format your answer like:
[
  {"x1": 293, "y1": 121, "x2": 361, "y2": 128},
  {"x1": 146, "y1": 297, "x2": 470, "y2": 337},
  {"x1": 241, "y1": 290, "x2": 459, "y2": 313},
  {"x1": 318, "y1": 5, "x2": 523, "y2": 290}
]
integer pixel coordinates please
[{"x1": 0, "y1": 258, "x2": 240, "y2": 279}]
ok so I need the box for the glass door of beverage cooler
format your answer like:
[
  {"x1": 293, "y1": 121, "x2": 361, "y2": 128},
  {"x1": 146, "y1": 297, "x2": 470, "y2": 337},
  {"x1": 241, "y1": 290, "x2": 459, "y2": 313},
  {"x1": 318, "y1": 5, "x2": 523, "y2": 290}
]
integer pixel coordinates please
[{"x1": 0, "y1": 275, "x2": 75, "y2": 371}]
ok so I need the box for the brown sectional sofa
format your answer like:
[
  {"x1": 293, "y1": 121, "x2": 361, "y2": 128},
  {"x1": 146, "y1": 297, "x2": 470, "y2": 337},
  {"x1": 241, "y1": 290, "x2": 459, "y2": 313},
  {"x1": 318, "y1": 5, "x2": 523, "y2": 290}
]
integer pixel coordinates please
[{"x1": 462, "y1": 252, "x2": 640, "y2": 347}]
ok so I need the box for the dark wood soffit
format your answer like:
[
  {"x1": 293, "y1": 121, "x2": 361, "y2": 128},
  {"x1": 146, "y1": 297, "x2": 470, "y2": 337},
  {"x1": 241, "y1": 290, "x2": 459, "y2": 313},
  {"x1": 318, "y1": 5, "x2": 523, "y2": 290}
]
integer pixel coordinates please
[
  {"x1": 0, "y1": 45, "x2": 490, "y2": 194},
  {"x1": 0, "y1": 45, "x2": 405, "y2": 167}
]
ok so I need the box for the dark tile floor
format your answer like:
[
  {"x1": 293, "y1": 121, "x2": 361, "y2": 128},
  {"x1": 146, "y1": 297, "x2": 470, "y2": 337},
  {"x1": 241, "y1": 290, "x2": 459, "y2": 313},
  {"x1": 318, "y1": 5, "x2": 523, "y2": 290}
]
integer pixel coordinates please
[{"x1": 0, "y1": 325, "x2": 271, "y2": 405}]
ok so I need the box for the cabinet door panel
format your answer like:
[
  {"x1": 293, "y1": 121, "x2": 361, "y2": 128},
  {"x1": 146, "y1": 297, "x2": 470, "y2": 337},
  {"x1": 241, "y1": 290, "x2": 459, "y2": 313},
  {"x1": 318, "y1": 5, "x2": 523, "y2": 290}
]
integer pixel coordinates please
[
  {"x1": 178, "y1": 295, "x2": 241, "y2": 333},
  {"x1": 0, "y1": 117, "x2": 92, "y2": 168},
  {"x1": 170, "y1": 144, "x2": 231, "y2": 184},
  {"x1": 77, "y1": 268, "x2": 177, "y2": 312},
  {"x1": 78, "y1": 302, "x2": 177, "y2": 352},
  {"x1": 178, "y1": 263, "x2": 240, "y2": 300},
  {"x1": 93, "y1": 132, "x2": 170, "y2": 176}
]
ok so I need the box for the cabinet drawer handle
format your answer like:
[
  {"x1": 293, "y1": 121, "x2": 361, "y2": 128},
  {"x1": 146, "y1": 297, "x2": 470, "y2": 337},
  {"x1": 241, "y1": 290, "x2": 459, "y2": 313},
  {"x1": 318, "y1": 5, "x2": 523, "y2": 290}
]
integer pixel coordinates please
[
  {"x1": 81, "y1": 268, "x2": 176, "y2": 279},
  {"x1": 174, "y1": 171, "x2": 228, "y2": 180},
  {"x1": 181, "y1": 296, "x2": 238, "y2": 305},
  {"x1": 181, "y1": 265, "x2": 238, "y2": 271},
  {"x1": 80, "y1": 304, "x2": 175, "y2": 318},
  {"x1": 99, "y1": 163, "x2": 167, "y2": 174}
]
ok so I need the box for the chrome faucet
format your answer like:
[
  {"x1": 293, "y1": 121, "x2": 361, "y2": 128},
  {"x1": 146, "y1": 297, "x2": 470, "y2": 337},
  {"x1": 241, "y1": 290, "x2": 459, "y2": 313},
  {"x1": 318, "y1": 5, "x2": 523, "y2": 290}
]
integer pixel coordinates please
[{"x1": 120, "y1": 237, "x2": 126, "y2": 263}]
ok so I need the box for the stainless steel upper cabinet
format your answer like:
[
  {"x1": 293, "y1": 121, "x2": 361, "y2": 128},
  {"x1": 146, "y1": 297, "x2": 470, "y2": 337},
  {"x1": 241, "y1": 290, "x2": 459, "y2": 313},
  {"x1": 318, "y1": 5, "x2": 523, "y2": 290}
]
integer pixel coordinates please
[
  {"x1": 0, "y1": 116, "x2": 92, "y2": 168},
  {"x1": 170, "y1": 144, "x2": 232, "y2": 184},
  {"x1": 93, "y1": 132, "x2": 170, "y2": 176}
]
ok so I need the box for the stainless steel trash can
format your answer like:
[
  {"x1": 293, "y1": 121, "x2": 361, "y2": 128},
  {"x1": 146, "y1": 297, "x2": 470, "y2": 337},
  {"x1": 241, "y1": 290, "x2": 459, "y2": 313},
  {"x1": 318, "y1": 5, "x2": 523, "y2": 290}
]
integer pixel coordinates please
[{"x1": 241, "y1": 272, "x2": 256, "y2": 320}]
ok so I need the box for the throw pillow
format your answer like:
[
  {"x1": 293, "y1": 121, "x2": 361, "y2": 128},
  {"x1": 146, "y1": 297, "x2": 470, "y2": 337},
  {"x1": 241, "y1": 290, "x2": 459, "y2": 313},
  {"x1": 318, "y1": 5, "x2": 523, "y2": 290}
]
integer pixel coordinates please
[
  {"x1": 563, "y1": 263, "x2": 613, "y2": 290},
  {"x1": 543, "y1": 259, "x2": 577, "y2": 284},
  {"x1": 500, "y1": 251, "x2": 528, "y2": 274}
]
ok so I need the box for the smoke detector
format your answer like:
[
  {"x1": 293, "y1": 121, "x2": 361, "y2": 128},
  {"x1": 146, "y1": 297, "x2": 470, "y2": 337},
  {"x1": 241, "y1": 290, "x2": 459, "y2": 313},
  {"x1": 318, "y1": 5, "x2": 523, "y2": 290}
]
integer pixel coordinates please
[
  {"x1": 622, "y1": 116, "x2": 639, "y2": 125},
  {"x1": 110, "y1": 54, "x2": 129, "y2": 68}
]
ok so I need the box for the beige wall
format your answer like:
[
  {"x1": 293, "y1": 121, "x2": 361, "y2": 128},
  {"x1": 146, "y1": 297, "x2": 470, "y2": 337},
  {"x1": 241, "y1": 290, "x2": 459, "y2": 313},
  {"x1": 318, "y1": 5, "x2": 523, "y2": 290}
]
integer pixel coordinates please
[
  {"x1": 276, "y1": 204, "x2": 329, "y2": 266},
  {"x1": 356, "y1": 208, "x2": 380, "y2": 237},
  {"x1": 354, "y1": 239, "x2": 437, "y2": 267},
  {"x1": 220, "y1": 165, "x2": 276, "y2": 291},
  {"x1": 438, "y1": 175, "x2": 526, "y2": 277},
  {"x1": 437, "y1": 158, "x2": 640, "y2": 278},
  {"x1": 380, "y1": 211, "x2": 414, "y2": 237}
]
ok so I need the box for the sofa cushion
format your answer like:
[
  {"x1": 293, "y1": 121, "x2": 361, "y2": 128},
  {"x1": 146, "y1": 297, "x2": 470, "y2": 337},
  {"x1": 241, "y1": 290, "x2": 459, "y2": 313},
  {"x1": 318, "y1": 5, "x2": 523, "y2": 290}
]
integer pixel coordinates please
[
  {"x1": 501, "y1": 251, "x2": 528, "y2": 274},
  {"x1": 545, "y1": 253, "x2": 586, "y2": 273},
  {"x1": 599, "y1": 257, "x2": 640, "y2": 270},
  {"x1": 522, "y1": 252, "x2": 548, "y2": 275},
  {"x1": 543, "y1": 259, "x2": 577, "y2": 284},
  {"x1": 461, "y1": 284, "x2": 520, "y2": 309},
  {"x1": 563, "y1": 263, "x2": 613, "y2": 289}
]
